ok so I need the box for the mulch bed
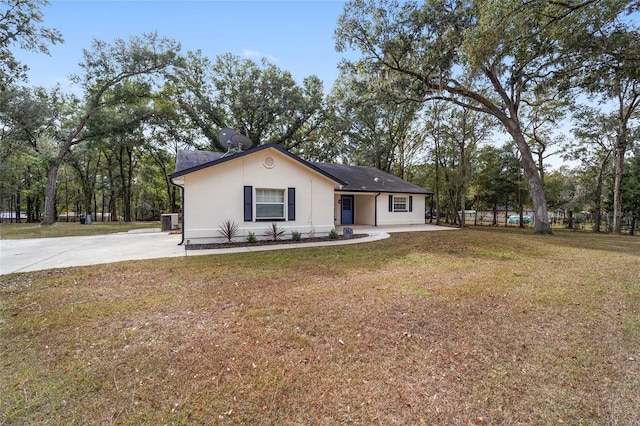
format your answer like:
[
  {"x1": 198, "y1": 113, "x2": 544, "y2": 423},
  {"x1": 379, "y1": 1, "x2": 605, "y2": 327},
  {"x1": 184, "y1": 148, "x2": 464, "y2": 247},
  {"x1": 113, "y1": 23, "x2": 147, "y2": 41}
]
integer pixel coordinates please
[{"x1": 186, "y1": 233, "x2": 368, "y2": 250}]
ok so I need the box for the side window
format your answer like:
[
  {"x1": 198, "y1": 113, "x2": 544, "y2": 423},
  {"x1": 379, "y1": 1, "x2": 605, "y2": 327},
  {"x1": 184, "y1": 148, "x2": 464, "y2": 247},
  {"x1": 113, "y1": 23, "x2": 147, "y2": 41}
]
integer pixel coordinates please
[
  {"x1": 255, "y1": 188, "x2": 285, "y2": 220},
  {"x1": 393, "y1": 196, "x2": 408, "y2": 212}
]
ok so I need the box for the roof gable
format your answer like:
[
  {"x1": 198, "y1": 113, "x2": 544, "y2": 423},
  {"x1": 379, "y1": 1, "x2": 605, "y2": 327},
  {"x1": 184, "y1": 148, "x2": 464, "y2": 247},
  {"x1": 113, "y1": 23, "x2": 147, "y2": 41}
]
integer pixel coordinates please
[
  {"x1": 170, "y1": 143, "x2": 346, "y2": 186},
  {"x1": 170, "y1": 144, "x2": 430, "y2": 195}
]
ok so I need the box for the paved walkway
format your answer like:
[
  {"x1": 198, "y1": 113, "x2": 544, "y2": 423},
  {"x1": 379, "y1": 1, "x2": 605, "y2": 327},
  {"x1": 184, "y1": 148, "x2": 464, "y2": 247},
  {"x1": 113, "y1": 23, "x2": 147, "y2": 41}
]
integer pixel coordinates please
[{"x1": 0, "y1": 224, "x2": 456, "y2": 275}]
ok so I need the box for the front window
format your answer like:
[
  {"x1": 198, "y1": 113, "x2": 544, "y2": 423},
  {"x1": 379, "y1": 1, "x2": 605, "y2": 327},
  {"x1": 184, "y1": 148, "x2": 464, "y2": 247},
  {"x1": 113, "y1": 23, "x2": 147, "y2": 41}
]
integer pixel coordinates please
[
  {"x1": 256, "y1": 188, "x2": 285, "y2": 220},
  {"x1": 393, "y1": 196, "x2": 408, "y2": 212}
]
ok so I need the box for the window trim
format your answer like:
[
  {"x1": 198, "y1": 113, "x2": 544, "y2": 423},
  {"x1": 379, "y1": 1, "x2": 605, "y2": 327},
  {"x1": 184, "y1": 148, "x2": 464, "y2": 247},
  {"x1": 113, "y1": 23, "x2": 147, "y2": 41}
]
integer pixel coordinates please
[
  {"x1": 255, "y1": 188, "x2": 286, "y2": 221},
  {"x1": 393, "y1": 196, "x2": 408, "y2": 212}
]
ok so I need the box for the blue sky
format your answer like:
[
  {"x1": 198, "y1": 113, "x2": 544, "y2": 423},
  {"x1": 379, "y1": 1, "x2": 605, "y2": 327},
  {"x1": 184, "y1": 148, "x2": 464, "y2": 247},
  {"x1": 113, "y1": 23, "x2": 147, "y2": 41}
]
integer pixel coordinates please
[{"x1": 17, "y1": 0, "x2": 350, "y2": 90}]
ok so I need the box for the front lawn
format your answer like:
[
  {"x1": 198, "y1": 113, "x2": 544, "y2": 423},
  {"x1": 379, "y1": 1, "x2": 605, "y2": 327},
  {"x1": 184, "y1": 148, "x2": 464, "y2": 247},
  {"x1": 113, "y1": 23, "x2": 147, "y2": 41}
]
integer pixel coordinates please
[{"x1": 1, "y1": 227, "x2": 638, "y2": 424}]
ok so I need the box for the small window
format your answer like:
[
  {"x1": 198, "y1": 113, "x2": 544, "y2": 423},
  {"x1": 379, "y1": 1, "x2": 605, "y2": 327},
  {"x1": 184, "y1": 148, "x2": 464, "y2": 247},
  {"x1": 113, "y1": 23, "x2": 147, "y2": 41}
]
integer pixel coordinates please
[
  {"x1": 393, "y1": 196, "x2": 408, "y2": 212},
  {"x1": 256, "y1": 188, "x2": 285, "y2": 220}
]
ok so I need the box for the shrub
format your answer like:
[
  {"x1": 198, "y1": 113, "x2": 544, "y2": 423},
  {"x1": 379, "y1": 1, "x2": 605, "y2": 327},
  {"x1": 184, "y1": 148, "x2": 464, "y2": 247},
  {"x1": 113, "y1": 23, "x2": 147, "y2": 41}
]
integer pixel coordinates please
[
  {"x1": 329, "y1": 228, "x2": 338, "y2": 239},
  {"x1": 264, "y1": 223, "x2": 285, "y2": 241},
  {"x1": 291, "y1": 230, "x2": 302, "y2": 241},
  {"x1": 246, "y1": 232, "x2": 257, "y2": 243},
  {"x1": 217, "y1": 220, "x2": 240, "y2": 242}
]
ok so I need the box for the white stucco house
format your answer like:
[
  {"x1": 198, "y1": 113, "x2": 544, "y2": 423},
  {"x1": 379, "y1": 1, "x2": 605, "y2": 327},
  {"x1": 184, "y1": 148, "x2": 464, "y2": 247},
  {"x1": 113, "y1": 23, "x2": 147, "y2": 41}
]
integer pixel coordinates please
[{"x1": 169, "y1": 143, "x2": 432, "y2": 244}]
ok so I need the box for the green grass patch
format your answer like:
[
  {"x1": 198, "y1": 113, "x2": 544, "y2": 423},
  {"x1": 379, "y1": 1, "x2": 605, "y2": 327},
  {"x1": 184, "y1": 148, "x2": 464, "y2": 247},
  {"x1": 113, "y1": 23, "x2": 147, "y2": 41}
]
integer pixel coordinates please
[{"x1": 396, "y1": 280, "x2": 433, "y2": 297}]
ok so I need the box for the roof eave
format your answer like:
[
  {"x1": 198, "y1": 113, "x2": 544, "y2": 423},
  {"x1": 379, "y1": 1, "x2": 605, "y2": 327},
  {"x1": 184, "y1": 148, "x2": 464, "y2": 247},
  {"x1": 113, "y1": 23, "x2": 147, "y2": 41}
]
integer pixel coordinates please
[
  {"x1": 336, "y1": 188, "x2": 432, "y2": 195},
  {"x1": 169, "y1": 143, "x2": 347, "y2": 186}
]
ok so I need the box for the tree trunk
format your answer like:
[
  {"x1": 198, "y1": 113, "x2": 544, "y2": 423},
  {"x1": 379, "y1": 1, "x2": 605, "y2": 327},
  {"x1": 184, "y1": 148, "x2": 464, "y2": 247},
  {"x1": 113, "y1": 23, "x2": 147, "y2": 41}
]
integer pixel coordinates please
[
  {"x1": 612, "y1": 140, "x2": 625, "y2": 234},
  {"x1": 434, "y1": 138, "x2": 441, "y2": 226},
  {"x1": 506, "y1": 127, "x2": 552, "y2": 234},
  {"x1": 568, "y1": 209, "x2": 574, "y2": 229},
  {"x1": 42, "y1": 162, "x2": 60, "y2": 225},
  {"x1": 429, "y1": 193, "x2": 434, "y2": 224},
  {"x1": 26, "y1": 195, "x2": 35, "y2": 222},
  {"x1": 120, "y1": 147, "x2": 135, "y2": 222},
  {"x1": 504, "y1": 201, "x2": 509, "y2": 227},
  {"x1": 41, "y1": 112, "x2": 93, "y2": 225},
  {"x1": 474, "y1": 195, "x2": 478, "y2": 226},
  {"x1": 171, "y1": 185, "x2": 179, "y2": 213},
  {"x1": 459, "y1": 138, "x2": 467, "y2": 228},
  {"x1": 593, "y1": 166, "x2": 605, "y2": 233},
  {"x1": 518, "y1": 177, "x2": 524, "y2": 229},
  {"x1": 15, "y1": 190, "x2": 21, "y2": 223},
  {"x1": 492, "y1": 202, "x2": 497, "y2": 226},
  {"x1": 25, "y1": 166, "x2": 35, "y2": 223},
  {"x1": 109, "y1": 194, "x2": 118, "y2": 222},
  {"x1": 101, "y1": 193, "x2": 105, "y2": 222},
  {"x1": 103, "y1": 153, "x2": 119, "y2": 222},
  {"x1": 105, "y1": 161, "x2": 119, "y2": 222}
]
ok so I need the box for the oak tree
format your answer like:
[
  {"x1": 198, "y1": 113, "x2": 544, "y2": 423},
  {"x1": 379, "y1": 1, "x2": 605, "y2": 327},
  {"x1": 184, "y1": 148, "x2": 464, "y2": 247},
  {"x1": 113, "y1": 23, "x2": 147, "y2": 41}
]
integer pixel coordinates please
[
  {"x1": 335, "y1": 0, "x2": 631, "y2": 233},
  {"x1": 41, "y1": 33, "x2": 179, "y2": 224}
]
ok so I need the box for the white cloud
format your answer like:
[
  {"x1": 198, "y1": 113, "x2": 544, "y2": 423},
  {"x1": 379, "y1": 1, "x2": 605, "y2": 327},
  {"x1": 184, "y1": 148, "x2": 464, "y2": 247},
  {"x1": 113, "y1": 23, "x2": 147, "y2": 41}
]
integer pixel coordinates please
[{"x1": 242, "y1": 48, "x2": 278, "y2": 63}]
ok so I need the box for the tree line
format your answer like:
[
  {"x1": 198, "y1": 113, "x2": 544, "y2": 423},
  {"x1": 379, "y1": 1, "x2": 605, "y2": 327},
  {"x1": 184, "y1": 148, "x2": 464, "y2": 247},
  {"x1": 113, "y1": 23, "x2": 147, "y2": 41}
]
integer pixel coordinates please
[{"x1": 1, "y1": 0, "x2": 638, "y2": 234}]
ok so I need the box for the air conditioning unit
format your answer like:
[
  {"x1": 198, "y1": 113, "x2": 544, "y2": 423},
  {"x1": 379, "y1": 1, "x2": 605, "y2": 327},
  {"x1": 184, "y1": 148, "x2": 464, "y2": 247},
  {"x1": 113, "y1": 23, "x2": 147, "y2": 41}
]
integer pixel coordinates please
[{"x1": 161, "y1": 213, "x2": 179, "y2": 231}]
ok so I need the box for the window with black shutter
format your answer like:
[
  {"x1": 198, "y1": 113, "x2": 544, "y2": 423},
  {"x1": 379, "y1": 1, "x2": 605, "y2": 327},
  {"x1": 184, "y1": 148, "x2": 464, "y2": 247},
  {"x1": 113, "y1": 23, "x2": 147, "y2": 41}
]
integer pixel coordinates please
[
  {"x1": 287, "y1": 188, "x2": 296, "y2": 221},
  {"x1": 244, "y1": 186, "x2": 253, "y2": 221}
]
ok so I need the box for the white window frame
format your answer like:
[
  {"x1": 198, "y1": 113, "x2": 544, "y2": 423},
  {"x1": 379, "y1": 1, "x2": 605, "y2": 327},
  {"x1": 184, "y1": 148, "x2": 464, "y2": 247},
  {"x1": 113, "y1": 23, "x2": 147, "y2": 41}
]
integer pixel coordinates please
[
  {"x1": 393, "y1": 196, "x2": 408, "y2": 212},
  {"x1": 255, "y1": 188, "x2": 285, "y2": 220}
]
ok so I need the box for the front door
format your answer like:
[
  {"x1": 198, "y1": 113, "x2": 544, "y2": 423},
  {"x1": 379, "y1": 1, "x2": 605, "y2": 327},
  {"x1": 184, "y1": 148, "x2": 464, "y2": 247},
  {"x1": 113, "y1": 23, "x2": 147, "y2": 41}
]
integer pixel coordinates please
[{"x1": 341, "y1": 195, "x2": 354, "y2": 225}]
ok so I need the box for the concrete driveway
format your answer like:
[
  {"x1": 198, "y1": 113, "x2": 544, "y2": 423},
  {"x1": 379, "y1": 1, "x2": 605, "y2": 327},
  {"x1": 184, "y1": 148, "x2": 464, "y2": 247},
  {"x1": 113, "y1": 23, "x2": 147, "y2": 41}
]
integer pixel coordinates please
[
  {"x1": 0, "y1": 230, "x2": 185, "y2": 275},
  {"x1": 0, "y1": 224, "x2": 456, "y2": 275}
]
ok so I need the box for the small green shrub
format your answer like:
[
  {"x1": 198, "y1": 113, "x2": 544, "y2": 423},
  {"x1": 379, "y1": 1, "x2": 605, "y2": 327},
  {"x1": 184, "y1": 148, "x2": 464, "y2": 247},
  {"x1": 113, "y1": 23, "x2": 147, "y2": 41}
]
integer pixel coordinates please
[
  {"x1": 218, "y1": 220, "x2": 240, "y2": 242},
  {"x1": 246, "y1": 232, "x2": 257, "y2": 243},
  {"x1": 291, "y1": 230, "x2": 301, "y2": 241},
  {"x1": 264, "y1": 223, "x2": 285, "y2": 241},
  {"x1": 329, "y1": 228, "x2": 338, "y2": 239}
]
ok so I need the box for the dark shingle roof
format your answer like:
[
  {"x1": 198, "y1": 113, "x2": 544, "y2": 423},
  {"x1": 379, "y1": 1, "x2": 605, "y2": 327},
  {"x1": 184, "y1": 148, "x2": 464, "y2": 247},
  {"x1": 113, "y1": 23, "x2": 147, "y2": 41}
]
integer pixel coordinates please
[
  {"x1": 175, "y1": 149, "x2": 223, "y2": 173},
  {"x1": 312, "y1": 163, "x2": 431, "y2": 194},
  {"x1": 170, "y1": 144, "x2": 346, "y2": 185},
  {"x1": 171, "y1": 144, "x2": 430, "y2": 195}
]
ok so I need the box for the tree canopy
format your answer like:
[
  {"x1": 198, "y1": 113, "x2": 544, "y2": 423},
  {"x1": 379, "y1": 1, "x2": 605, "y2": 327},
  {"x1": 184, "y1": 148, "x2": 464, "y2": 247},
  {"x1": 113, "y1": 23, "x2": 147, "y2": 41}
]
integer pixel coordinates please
[
  {"x1": 334, "y1": 0, "x2": 636, "y2": 233},
  {"x1": 1, "y1": 0, "x2": 639, "y2": 235},
  {"x1": 0, "y1": 0, "x2": 63, "y2": 88}
]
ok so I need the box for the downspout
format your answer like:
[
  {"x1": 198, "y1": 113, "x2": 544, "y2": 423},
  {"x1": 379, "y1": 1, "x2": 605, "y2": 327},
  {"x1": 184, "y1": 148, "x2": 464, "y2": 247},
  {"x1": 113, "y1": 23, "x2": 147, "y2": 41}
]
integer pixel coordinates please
[
  {"x1": 178, "y1": 185, "x2": 185, "y2": 245},
  {"x1": 374, "y1": 192, "x2": 381, "y2": 226},
  {"x1": 170, "y1": 180, "x2": 185, "y2": 246}
]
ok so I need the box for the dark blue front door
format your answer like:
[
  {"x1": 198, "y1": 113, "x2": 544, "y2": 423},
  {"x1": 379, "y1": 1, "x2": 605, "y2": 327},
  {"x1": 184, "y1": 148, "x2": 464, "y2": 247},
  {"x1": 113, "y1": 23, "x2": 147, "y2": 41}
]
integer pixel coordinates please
[{"x1": 341, "y1": 195, "x2": 354, "y2": 225}]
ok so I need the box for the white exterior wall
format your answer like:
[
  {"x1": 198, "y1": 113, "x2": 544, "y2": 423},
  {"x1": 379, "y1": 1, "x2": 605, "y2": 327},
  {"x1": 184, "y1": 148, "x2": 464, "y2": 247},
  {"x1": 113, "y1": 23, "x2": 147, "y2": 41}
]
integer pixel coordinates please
[
  {"x1": 333, "y1": 192, "x2": 426, "y2": 226},
  {"x1": 376, "y1": 193, "x2": 426, "y2": 226},
  {"x1": 333, "y1": 194, "x2": 340, "y2": 225},
  {"x1": 334, "y1": 193, "x2": 372, "y2": 226},
  {"x1": 183, "y1": 148, "x2": 338, "y2": 244},
  {"x1": 354, "y1": 194, "x2": 375, "y2": 225}
]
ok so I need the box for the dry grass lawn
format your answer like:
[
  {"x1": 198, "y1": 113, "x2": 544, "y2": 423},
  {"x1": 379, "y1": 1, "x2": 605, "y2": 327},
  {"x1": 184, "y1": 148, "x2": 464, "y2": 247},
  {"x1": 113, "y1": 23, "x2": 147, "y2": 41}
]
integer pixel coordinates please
[
  {"x1": 0, "y1": 222, "x2": 161, "y2": 240},
  {"x1": 1, "y1": 227, "x2": 639, "y2": 425}
]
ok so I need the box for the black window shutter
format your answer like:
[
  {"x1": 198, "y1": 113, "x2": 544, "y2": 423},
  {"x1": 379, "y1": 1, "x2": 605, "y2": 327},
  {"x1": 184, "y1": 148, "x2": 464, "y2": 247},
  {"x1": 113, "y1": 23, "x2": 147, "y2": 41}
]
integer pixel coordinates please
[
  {"x1": 244, "y1": 186, "x2": 252, "y2": 222},
  {"x1": 409, "y1": 196, "x2": 413, "y2": 212},
  {"x1": 389, "y1": 195, "x2": 393, "y2": 212},
  {"x1": 287, "y1": 187, "x2": 296, "y2": 221}
]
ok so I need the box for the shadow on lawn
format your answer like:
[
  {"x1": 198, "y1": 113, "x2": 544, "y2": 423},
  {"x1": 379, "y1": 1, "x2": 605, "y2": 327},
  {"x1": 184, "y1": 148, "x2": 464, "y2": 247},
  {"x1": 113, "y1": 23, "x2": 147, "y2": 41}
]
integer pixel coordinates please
[{"x1": 469, "y1": 225, "x2": 640, "y2": 257}]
